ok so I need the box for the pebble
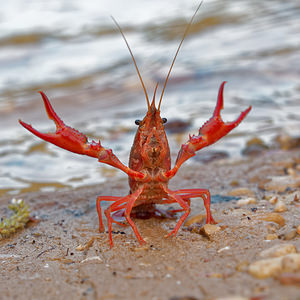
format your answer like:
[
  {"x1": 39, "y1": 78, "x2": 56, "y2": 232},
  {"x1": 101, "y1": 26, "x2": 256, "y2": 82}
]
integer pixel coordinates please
[
  {"x1": 256, "y1": 212, "x2": 285, "y2": 227},
  {"x1": 199, "y1": 224, "x2": 221, "y2": 238},
  {"x1": 266, "y1": 223, "x2": 278, "y2": 233},
  {"x1": 80, "y1": 256, "x2": 103, "y2": 264},
  {"x1": 235, "y1": 261, "x2": 249, "y2": 272},
  {"x1": 236, "y1": 197, "x2": 257, "y2": 206},
  {"x1": 278, "y1": 273, "x2": 300, "y2": 286},
  {"x1": 281, "y1": 230, "x2": 297, "y2": 241},
  {"x1": 217, "y1": 246, "x2": 230, "y2": 253},
  {"x1": 274, "y1": 200, "x2": 287, "y2": 212},
  {"x1": 228, "y1": 188, "x2": 255, "y2": 197},
  {"x1": 269, "y1": 196, "x2": 278, "y2": 204},
  {"x1": 184, "y1": 214, "x2": 205, "y2": 227},
  {"x1": 164, "y1": 119, "x2": 191, "y2": 133},
  {"x1": 259, "y1": 244, "x2": 297, "y2": 258},
  {"x1": 263, "y1": 175, "x2": 300, "y2": 192},
  {"x1": 248, "y1": 253, "x2": 300, "y2": 279},
  {"x1": 193, "y1": 150, "x2": 229, "y2": 163},
  {"x1": 75, "y1": 237, "x2": 95, "y2": 251},
  {"x1": 265, "y1": 234, "x2": 278, "y2": 240},
  {"x1": 287, "y1": 168, "x2": 297, "y2": 177},
  {"x1": 297, "y1": 225, "x2": 300, "y2": 235},
  {"x1": 242, "y1": 136, "x2": 268, "y2": 156},
  {"x1": 274, "y1": 134, "x2": 300, "y2": 150}
]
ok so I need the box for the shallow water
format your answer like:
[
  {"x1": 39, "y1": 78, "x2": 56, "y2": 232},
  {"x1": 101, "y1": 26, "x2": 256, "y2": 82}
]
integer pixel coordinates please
[{"x1": 0, "y1": 0, "x2": 299, "y2": 196}]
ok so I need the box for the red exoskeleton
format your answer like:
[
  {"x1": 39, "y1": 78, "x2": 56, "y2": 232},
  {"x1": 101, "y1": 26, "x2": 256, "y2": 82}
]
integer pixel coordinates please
[{"x1": 19, "y1": 4, "x2": 251, "y2": 247}]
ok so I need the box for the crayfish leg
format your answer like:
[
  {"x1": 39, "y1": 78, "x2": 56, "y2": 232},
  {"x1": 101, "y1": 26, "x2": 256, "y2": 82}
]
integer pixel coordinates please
[
  {"x1": 102, "y1": 187, "x2": 145, "y2": 247},
  {"x1": 161, "y1": 186, "x2": 191, "y2": 237},
  {"x1": 96, "y1": 196, "x2": 122, "y2": 232},
  {"x1": 174, "y1": 189, "x2": 216, "y2": 224}
]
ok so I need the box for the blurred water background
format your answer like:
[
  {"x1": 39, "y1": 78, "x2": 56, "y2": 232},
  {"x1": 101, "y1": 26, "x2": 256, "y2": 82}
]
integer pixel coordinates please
[{"x1": 0, "y1": 0, "x2": 299, "y2": 196}]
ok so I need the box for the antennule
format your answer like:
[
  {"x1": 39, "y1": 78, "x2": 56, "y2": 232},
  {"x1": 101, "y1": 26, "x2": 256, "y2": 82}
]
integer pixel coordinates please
[
  {"x1": 151, "y1": 82, "x2": 159, "y2": 108},
  {"x1": 111, "y1": 16, "x2": 150, "y2": 109},
  {"x1": 158, "y1": 1, "x2": 203, "y2": 111}
]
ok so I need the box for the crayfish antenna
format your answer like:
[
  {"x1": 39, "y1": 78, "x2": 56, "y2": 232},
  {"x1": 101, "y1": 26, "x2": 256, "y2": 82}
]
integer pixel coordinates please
[
  {"x1": 111, "y1": 16, "x2": 150, "y2": 110},
  {"x1": 158, "y1": 1, "x2": 203, "y2": 111}
]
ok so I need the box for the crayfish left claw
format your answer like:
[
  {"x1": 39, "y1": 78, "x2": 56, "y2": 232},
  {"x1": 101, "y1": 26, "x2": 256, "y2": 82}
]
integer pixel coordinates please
[
  {"x1": 19, "y1": 91, "x2": 147, "y2": 180},
  {"x1": 19, "y1": 91, "x2": 103, "y2": 158}
]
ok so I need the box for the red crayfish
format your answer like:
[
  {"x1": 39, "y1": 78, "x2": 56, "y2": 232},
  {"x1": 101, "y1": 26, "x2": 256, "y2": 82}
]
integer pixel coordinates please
[{"x1": 19, "y1": 4, "x2": 251, "y2": 247}]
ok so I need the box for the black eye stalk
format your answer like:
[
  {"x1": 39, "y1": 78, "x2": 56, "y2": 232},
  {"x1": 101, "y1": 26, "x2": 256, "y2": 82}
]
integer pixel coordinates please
[
  {"x1": 135, "y1": 120, "x2": 141, "y2": 125},
  {"x1": 162, "y1": 118, "x2": 167, "y2": 124}
]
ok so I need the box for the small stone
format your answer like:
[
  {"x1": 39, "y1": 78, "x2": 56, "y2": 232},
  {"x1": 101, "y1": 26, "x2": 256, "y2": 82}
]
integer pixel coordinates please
[
  {"x1": 281, "y1": 230, "x2": 297, "y2": 241},
  {"x1": 242, "y1": 136, "x2": 268, "y2": 156},
  {"x1": 76, "y1": 244, "x2": 85, "y2": 251},
  {"x1": 282, "y1": 254, "x2": 300, "y2": 272},
  {"x1": 256, "y1": 213, "x2": 285, "y2": 227},
  {"x1": 75, "y1": 237, "x2": 95, "y2": 251},
  {"x1": 267, "y1": 223, "x2": 278, "y2": 233},
  {"x1": 133, "y1": 246, "x2": 149, "y2": 252},
  {"x1": 263, "y1": 175, "x2": 300, "y2": 192},
  {"x1": 297, "y1": 225, "x2": 300, "y2": 235},
  {"x1": 230, "y1": 180, "x2": 239, "y2": 187},
  {"x1": 236, "y1": 197, "x2": 257, "y2": 206},
  {"x1": 274, "y1": 134, "x2": 300, "y2": 150},
  {"x1": 236, "y1": 261, "x2": 249, "y2": 272},
  {"x1": 259, "y1": 244, "x2": 297, "y2": 258},
  {"x1": 193, "y1": 150, "x2": 229, "y2": 163},
  {"x1": 265, "y1": 234, "x2": 278, "y2": 240},
  {"x1": 274, "y1": 200, "x2": 287, "y2": 212},
  {"x1": 184, "y1": 214, "x2": 205, "y2": 227},
  {"x1": 248, "y1": 253, "x2": 300, "y2": 279},
  {"x1": 199, "y1": 224, "x2": 221, "y2": 238},
  {"x1": 248, "y1": 256, "x2": 282, "y2": 279},
  {"x1": 164, "y1": 119, "x2": 191, "y2": 133},
  {"x1": 208, "y1": 272, "x2": 222, "y2": 278},
  {"x1": 217, "y1": 246, "x2": 230, "y2": 253},
  {"x1": 269, "y1": 196, "x2": 278, "y2": 205},
  {"x1": 278, "y1": 273, "x2": 300, "y2": 286},
  {"x1": 287, "y1": 168, "x2": 297, "y2": 177},
  {"x1": 80, "y1": 256, "x2": 103, "y2": 264},
  {"x1": 228, "y1": 188, "x2": 255, "y2": 197}
]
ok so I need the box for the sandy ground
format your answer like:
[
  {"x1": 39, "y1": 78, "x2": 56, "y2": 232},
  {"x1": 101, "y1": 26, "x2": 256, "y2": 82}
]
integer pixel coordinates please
[{"x1": 0, "y1": 149, "x2": 300, "y2": 300}]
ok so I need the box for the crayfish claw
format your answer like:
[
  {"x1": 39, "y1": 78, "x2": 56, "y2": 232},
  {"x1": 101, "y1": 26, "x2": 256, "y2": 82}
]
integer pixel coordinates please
[
  {"x1": 213, "y1": 81, "x2": 226, "y2": 117},
  {"x1": 38, "y1": 91, "x2": 65, "y2": 128},
  {"x1": 18, "y1": 119, "x2": 56, "y2": 142},
  {"x1": 229, "y1": 105, "x2": 252, "y2": 128},
  {"x1": 19, "y1": 92, "x2": 104, "y2": 158}
]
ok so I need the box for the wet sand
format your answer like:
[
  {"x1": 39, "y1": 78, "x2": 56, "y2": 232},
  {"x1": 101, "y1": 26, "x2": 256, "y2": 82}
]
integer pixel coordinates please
[{"x1": 0, "y1": 149, "x2": 299, "y2": 300}]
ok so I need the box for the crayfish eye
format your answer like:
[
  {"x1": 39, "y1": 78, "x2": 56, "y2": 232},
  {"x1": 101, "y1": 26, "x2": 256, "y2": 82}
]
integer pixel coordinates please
[
  {"x1": 135, "y1": 119, "x2": 141, "y2": 125},
  {"x1": 162, "y1": 118, "x2": 167, "y2": 124}
]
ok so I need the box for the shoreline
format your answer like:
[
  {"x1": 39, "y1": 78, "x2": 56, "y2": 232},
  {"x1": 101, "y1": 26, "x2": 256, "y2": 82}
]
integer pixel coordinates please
[{"x1": 0, "y1": 149, "x2": 299, "y2": 300}]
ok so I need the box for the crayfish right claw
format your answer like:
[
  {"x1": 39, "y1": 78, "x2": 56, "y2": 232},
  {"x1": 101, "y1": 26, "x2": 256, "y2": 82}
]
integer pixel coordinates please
[{"x1": 198, "y1": 82, "x2": 251, "y2": 145}]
